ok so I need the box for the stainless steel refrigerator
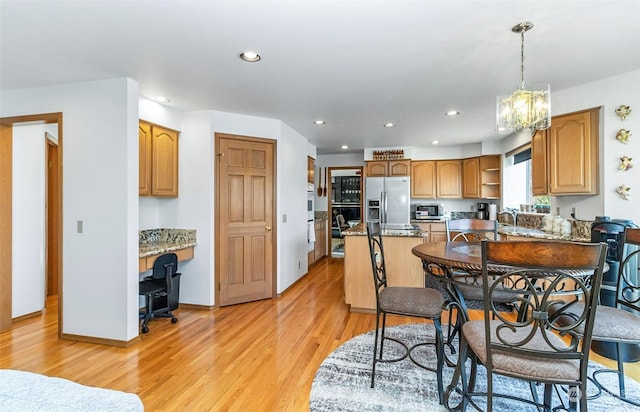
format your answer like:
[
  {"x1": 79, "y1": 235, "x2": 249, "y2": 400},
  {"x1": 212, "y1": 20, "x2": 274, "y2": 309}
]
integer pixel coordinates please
[{"x1": 365, "y1": 176, "x2": 410, "y2": 225}]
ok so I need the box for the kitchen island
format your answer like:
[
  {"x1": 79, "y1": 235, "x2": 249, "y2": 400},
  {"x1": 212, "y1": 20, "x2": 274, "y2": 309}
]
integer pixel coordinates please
[{"x1": 342, "y1": 223, "x2": 428, "y2": 312}]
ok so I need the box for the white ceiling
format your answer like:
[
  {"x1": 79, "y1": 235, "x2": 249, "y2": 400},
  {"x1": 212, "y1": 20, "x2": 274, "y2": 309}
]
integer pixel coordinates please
[{"x1": 2, "y1": 0, "x2": 639, "y2": 154}]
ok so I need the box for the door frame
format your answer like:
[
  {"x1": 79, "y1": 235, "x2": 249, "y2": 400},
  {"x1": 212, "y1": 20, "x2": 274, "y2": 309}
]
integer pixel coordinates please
[
  {"x1": 213, "y1": 132, "x2": 277, "y2": 306},
  {"x1": 0, "y1": 113, "x2": 63, "y2": 335},
  {"x1": 327, "y1": 166, "x2": 363, "y2": 254}
]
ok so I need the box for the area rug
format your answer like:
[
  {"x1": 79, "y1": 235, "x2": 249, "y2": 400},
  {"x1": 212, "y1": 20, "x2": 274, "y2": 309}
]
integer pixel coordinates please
[
  {"x1": 310, "y1": 324, "x2": 640, "y2": 411},
  {"x1": 0, "y1": 369, "x2": 143, "y2": 412}
]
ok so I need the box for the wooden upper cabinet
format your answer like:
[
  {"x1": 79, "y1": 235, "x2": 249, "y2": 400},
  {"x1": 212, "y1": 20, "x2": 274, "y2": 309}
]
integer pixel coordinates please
[
  {"x1": 140, "y1": 120, "x2": 179, "y2": 197},
  {"x1": 365, "y1": 161, "x2": 388, "y2": 177},
  {"x1": 388, "y1": 159, "x2": 410, "y2": 176},
  {"x1": 532, "y1": 108, "x2": 599, "y2": 196},
  {"x1": 436, "y1": 160, "x2": 462, "y2": 198},
  {"x1": 366, "y1": 160, "x2": 410, "y2": 177},
  {"x1": 139, "y1": 122, "x2": 152, "y2": 196},
  {"x1": 531, "y1": 129, "x2": 548, "y2": 195},
  {"x1": 411, "y1": 161, "x2": 436, "y2": 198},
  {"x1": 548, "y1": 109, "x2": 598, "y2": 195},
  {"x1": 480, "y1": 155, "x2": 501, "y2": 199},
  {"x1": 462, "y1": 157, "x2": 480, "y2": 198}
]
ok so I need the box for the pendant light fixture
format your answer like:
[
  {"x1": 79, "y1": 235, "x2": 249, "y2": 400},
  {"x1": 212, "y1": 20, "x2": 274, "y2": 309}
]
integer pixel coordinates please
[{"x1": 496, "y1": 22, "x2": 550, "y2": 133}]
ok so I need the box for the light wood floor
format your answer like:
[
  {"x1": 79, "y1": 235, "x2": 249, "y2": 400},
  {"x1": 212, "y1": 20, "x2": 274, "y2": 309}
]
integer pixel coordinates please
[{"x1": 1, "y1": 257, "x2": 638, "y2": 411}]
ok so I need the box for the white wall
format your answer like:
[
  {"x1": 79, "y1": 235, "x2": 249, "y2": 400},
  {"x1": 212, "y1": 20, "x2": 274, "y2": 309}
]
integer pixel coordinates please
[
  {"x1": 138, "y1": 102, "x2": 313, "y2": 305},
  {"x1": 551, "y1": 69, "x2": 640, "y2": 223},
  {"x1": 12, "y1": 124, "x2": 47, "y2": 317},
  {"x1": 315, "y1": 153, "x2": 365, "y2": 212},
  {"x1": 1, "y1": 78, "x2": 140, "y2": 342}
]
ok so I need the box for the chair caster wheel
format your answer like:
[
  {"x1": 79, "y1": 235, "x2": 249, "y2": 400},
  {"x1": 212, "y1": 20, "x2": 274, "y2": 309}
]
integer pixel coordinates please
[
  {"x1": 171, "y1": 318, "x2": 178, "y2": 323},
  {"x1": 141, "y1": 326, "x2": 149, "y2": 333}
]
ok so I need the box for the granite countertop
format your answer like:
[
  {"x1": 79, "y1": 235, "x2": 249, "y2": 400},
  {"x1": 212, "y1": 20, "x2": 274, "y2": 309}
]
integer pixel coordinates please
[
  {"x1": 314, "y1": 211, "x2": 329, "y2": 222},
  {"x1": 498, "y1": 225, "x2": 591, "y2": 243},
  {"x1": 139, "y1": 228, "x2": 198, "y2": 258},
  {"x1": 410, "y1": 218, "x2": 448, "y2": 224},
  {"x1": 343, "y1": 223, "x2": 428, "y2": 238}
]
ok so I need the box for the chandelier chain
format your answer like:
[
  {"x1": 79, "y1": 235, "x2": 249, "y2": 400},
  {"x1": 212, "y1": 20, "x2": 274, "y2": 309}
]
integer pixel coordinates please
[{"x1": 520, "y1": 29, "x2": 526, "y2": 88}]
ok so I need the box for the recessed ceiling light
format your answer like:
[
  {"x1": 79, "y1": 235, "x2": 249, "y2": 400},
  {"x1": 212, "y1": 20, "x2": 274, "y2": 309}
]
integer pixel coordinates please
[
  {"x1": 313, "y1": 120, "x2": 326, "y2": 125},
  {"x1": 432, "y1": 140, "x2": 439, "y2": 145},
  {"x1": 239, "y1": 51, "x2": 261, "y2": 62},
  {"x1": 445, "y1": 110, "x2": 460, "y2": 116},
  {"x1": 383, "y1": 123, "x2": 395, "y2": 128},
  {"x1": 341, "y1": 145, "x2": 349, "y2": 150},
  {"x1": 155, "y1": 96, "x2": 170, "y2": 104}
]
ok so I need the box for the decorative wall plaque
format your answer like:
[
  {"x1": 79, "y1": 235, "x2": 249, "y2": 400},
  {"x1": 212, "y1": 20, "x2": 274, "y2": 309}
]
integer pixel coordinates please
[{"x1": 615, "y1": 105, "x2": 632, "y2": 120}]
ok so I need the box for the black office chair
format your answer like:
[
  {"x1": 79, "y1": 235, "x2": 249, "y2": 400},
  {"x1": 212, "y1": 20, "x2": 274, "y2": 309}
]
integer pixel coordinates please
[{"x1": 139, "y1": 253, "x2": 181, "y2": 333}]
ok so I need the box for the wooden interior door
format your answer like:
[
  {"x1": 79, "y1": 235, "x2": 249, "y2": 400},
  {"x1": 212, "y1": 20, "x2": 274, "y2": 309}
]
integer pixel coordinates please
[
  {"x1": 0, "y1": 123, "x2": 12, "y2": 330},
  {"x1": 46, "y1": 138, "x2": 59, "y2": 297},
  {"x1": 216, "y1": 134, "x2": 276, "y2": 306}
]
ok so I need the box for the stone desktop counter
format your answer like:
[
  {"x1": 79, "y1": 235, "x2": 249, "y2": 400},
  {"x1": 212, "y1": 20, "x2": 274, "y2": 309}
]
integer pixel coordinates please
[
  {"x1": 342, "y1": 223, "x2": 428, "y2": 312},
  {"x1": 139, "y1": 229, "x2": 197, "y2": 272}
]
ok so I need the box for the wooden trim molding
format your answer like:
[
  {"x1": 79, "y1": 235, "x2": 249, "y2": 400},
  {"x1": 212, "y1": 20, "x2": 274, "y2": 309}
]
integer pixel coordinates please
[{"x1": 61, "y1": 333, "x2": 138, "y2": 348}]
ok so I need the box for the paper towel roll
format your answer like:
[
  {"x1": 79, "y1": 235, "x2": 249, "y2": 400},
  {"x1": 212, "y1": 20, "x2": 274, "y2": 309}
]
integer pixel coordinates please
[{"x1": 488, "y1": 204, "x2": 497, "y2": 220}]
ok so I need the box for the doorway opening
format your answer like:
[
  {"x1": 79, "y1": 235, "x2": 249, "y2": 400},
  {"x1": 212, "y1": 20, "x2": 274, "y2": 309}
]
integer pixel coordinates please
[
  {"x1": 0, "y1": 113, "x2": 63, "y2": 335},
  {"x1": 328, "y1": 167, "x2": 363, "y2": 258}
]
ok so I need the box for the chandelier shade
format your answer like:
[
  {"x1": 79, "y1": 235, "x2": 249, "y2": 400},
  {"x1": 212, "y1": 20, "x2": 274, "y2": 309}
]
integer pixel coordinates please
[{"x1": 497, "y1": 22, "x2": 551, "y2": 133}]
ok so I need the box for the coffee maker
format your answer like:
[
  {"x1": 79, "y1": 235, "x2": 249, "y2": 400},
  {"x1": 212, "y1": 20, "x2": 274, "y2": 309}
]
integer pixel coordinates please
[{"x1": 477, "y1": 202, "x2": 489, "y2": 220}]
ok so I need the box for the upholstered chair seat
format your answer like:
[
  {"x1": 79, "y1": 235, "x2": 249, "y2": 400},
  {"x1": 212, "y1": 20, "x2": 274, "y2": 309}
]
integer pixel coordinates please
[{"x1": 378, "y1": 287, "x2": 444, "y2": 318}]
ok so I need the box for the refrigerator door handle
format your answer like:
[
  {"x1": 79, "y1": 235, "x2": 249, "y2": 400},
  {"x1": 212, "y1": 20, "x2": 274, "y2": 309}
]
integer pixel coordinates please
[{"x1": 382, "y1": 191, "x2": 387, "y2": 224}]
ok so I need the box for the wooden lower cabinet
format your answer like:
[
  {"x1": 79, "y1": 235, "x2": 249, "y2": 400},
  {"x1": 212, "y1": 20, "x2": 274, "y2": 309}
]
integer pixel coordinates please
[
  {"x1": 416, "y1": 222, "x2": 446, "y2": 242},
  {"x1": 344, "y1": 234, "x2": 424, "y2": 312},
  {"x1": 308, "y1": 219, "x2": 327, "y2": 265},
  {"x1": 429, "y1": 223, "x2": 447, "y2": 242}
]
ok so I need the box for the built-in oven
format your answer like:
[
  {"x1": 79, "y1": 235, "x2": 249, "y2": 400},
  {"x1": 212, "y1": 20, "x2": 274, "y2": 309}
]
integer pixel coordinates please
[{"x1": 307, "y1": 184, "x2": 315, "y2": 252}]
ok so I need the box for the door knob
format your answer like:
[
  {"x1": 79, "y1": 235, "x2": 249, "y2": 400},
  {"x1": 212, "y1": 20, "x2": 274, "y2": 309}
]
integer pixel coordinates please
[{"x1": 266, "y1": 226, "x2": 272, "y2": 231}]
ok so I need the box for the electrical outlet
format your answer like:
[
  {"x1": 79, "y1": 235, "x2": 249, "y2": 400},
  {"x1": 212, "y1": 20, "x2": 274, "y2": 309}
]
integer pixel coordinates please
[
  {"x1": 470, "y1": 204, "x2": 476, "y2": 212},
  {"x1": 282, "y1": 214, "x2": 287, "y2": 223},
  {"x1": 77, "y1": 220, "x2": 83, "y2": 233}
]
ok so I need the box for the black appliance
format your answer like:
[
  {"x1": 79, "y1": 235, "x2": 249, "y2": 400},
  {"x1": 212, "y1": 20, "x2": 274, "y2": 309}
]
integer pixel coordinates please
[
  {"x1": 477, "y1": 202, "x2": 489, "y2": 220},
  {"x1": 591, "y1": 216, "x2": 640, "y2": 361},
  {"x1": 332, "y1": 176, "x2": 361, "y2": 204}
]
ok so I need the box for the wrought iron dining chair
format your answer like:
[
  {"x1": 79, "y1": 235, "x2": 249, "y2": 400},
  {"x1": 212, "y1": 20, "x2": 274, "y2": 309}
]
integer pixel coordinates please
[
  {"x1": 366, "y1": 222, "x2": 446, "y2": 403},
  {"x1": 549, "y1": 227, "x2": 640, "y2": 406},
  {"x1": 444, "y1": 240, "x2": 607, "y2": 412},
  {"x1": 427, "y1": 218, "x2": 515, "y2": 366}
]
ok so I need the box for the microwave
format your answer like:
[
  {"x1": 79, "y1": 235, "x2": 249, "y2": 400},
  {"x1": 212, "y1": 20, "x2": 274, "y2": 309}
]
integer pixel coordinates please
[{"x1": 415, "y1": 204, "x2": 444, "y2": 220}]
